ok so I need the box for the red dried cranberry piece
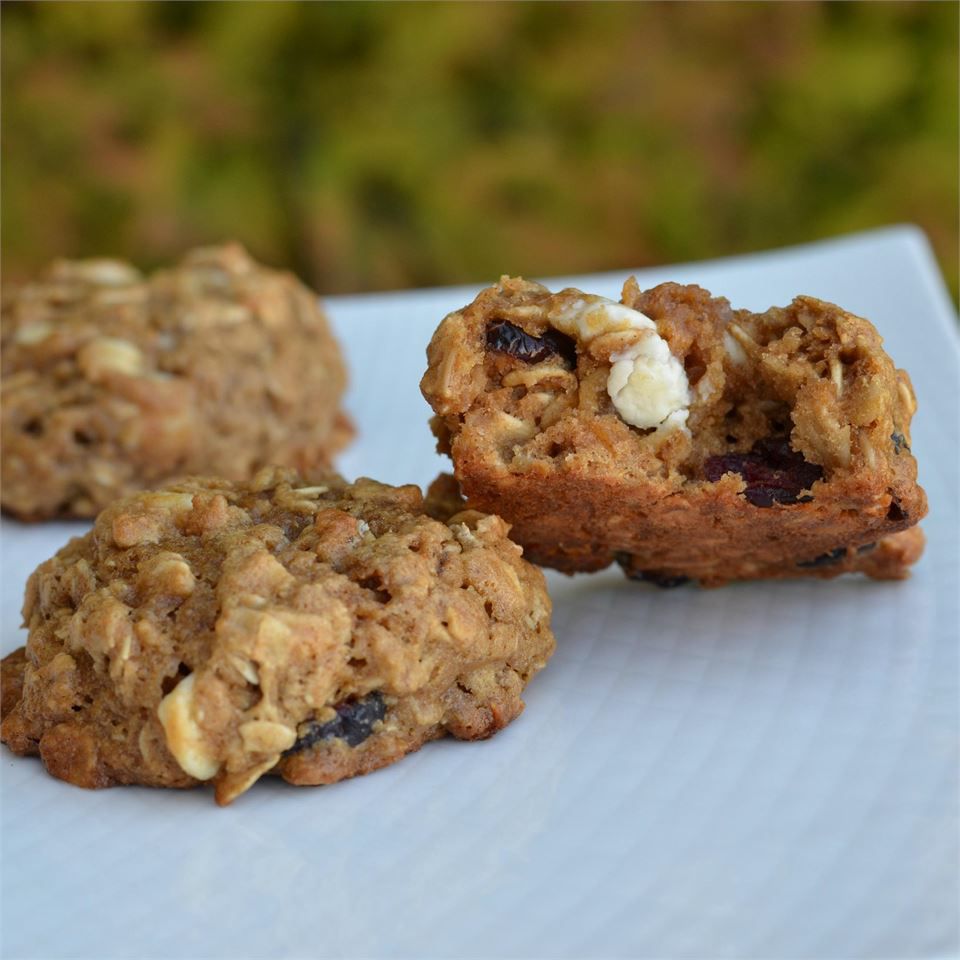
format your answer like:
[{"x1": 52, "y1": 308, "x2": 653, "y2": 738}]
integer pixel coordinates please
[
  {"x1": 796, "y1": 547, "x2": 847, "y2": 568},
  {"x1": 887, "y1": 499, "x2": 907, "y2": 522},
  {"x1": 486, "y1": 320, "x2": 576, "y2": 368},
  {"x1": 704, "y1": 437, "x2": 824, "y2": 507},
  {"x1": 614, "y1": 553, "x2": 690, "y2": 587},
  {"x1": 286, "y1": 692, "x2": 386, "y2": 754},
  {"x1": 891, "y1": 432, "x2": 910, "y2": 455}
]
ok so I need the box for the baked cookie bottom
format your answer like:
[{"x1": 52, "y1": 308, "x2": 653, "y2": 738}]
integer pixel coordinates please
[
  {"x1": 427, "y1": 472, "x2": 924, "y2": 586},
  {"x1": 1, "y1": 468, "x2": 554, "y2": 803}
]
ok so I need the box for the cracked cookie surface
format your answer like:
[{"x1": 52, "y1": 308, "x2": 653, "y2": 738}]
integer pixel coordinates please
[
  {"x1": 421, "y1": 277, "x2": 927, "y2": 585},
  {"x1": 1, "y1": 244, "x2": 351, "y2": 521},
  {"x1": 0, "y1": 467, "x2": 554, "y2": 804}
]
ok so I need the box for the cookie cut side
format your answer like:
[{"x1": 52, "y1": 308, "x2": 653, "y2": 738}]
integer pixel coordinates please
[
  {"x1": 0, "y1": 468, "x2": 554, "y2": 804},
  {"x1": 420, "y1": 277, "x2": 927, "y2": 585},
  {"x1": 1, "y1": 245, "x2": 352, "y2": 521}
]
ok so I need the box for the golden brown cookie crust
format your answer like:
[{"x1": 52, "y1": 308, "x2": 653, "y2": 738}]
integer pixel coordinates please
[
  {"x1": 1, "y1": 245, "x2": 352, "y2": 521},
  {"x1": 0, "y1": 467, "x2": 554, "y2": 804},
  {"x1": 420, "y1": 278, "x2": 927, "y2": 585}
]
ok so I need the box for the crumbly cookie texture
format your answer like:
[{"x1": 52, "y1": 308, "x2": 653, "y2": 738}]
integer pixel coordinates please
[
  {"x1": 1, "y1": 245, "x2": 352, "y2": 521},
  {"x1": 420, "y1": 277, "x2": 927, "y2": 585},
  {"x1": 0, "y1": 468, "x2": 554, "y2": 804}
]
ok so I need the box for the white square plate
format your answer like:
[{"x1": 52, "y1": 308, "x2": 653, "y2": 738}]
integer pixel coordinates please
[{"x1": 2, "y1": 226, "x2": 957, "y2": 959}]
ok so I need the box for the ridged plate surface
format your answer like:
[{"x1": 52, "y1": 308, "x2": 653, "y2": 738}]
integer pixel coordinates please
[{"x1": 2, "y1": 227, "x2": 957, "y2": 959}]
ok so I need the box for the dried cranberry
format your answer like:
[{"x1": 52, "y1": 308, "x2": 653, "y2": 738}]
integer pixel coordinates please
[
  {"x1": 486, "y1": 320, "x2": 576, "y2": 368},
  {"x1": 286, "y1": 692, "x2": 386, "y2": 754},
  {"x1": 704, "y1": 437, "x2": 824, "y2": 507},
  {"x1": 631, "y1": 570, "x2": 691, "y2": 589},
  {"x1": 615, "y1": 554, "x2": 690, "y2": 587},
  {"x1": 887, "y1": 499, "x2": 907, "y2": 522},
  {"x1": 891, "y1": 432, "x2": 910, "y2": 455},
  {"x1": 796, "y1": 547, "x2": 847, "y2": 568}
]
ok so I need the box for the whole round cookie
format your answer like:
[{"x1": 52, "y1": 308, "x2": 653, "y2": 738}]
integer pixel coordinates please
[
  {"x1": 0, "y1": 468, "x2": 555, "y2": 804},
  {"x1": 1, "y1": 244, "x2": 352, "y2": 521}
]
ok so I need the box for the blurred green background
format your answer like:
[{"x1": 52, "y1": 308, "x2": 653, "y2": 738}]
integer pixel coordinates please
[{"x1": 3, "y1": 1, "x2": 957, "y2": 297}]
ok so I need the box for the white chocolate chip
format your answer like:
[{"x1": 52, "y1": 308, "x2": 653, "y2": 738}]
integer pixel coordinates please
[
  {"x1": 80, "y1": 260, "x2": 142, "y2": 286},
  {"x1": 77, "y1": 337, "x2": 145, "y2": 382},
  {"x1": 14, "y1": 321, "x2": 54, "y2": 345},
  {"x1": 607, "y1": 335, "x2": 691, "y2": 431},
  {"x1": 157, "y1": 673, "x2": 221, "y2": 780},
  {"x1": 548, "y1": 296, "x2": 690, "y2": 431},
  {"x1": 52, "y1": 259, "x2": 142, "y2": 286}
]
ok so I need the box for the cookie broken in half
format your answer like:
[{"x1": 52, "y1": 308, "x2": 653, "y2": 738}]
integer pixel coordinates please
[{"x1": 420, "y1": 277, "x2": 926, "y2": 586}]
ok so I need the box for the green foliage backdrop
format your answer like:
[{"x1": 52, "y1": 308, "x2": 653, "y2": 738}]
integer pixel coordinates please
[{"x1": 3, "y1": 1, "x2": 957, "y2": 296}]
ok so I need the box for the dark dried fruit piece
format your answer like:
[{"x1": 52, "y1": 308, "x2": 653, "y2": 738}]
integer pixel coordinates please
[
  {"x1": 891, "y1": 432, "x2": 910, "y2": 454},
  {"x1": 286, "y1": 692, "x2": 386, "y2": 754},
  {"x1": 704, "y1": 437, "x2": 824, "y2": 507},
  {"x1": 615, "y1": 554, "x2": 690, "y2": 587},
  {"x1": 887, "y1": 499, "x2": 907, "y2": 522},
  {"x1": 796, "y1": 547, "x2": 847, "y2": 568},
  {"x1": 486, "y1": 320, "x2": 576, "y2": 368},
  {"x1": 856, "y1": 542, "x2": 877, "y2": 554},
  {"x1": 643, "y1": 572, "x2": 690, "y2": 588}
]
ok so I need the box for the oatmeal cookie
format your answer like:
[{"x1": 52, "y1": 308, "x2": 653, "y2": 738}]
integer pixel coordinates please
[
  {"x1": 0, "y1": 467, "x2": 554, "y2": 804},
  {"x1": 1, "y1": 245, "x2": 352, "y2": 521},
  {"x1": 421, "y1": 278, "x2": 927, "y2": 585}
]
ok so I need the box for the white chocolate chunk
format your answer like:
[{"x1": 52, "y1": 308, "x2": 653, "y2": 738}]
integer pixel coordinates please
[
  {"x1": 77, "y1": 337, "x2": 145, "y2": 382},
  {"x1": 548, "y1": 296, "x2": 690, "y2": 430},
  {"x1": 15, "y1": 321, "x2": 54, "y2": 345},
  {"x1": 157, "y1": 673, "x2": 221, "y2": 780},
  {"x1": 53, "y1": 259, "x2": 142, "y2": 286},
  {"x1": 607, "y1": 336, "x2": 691, "y2": 431}
]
